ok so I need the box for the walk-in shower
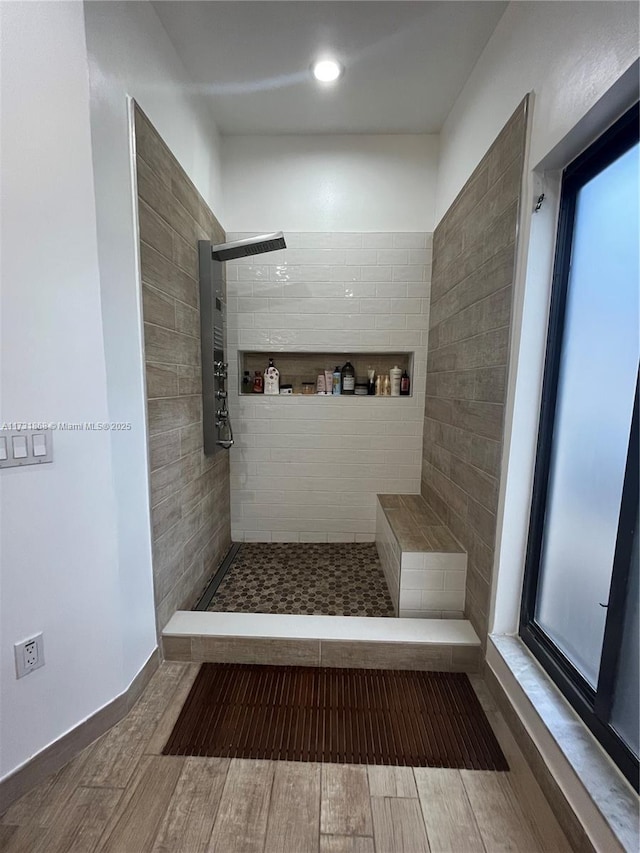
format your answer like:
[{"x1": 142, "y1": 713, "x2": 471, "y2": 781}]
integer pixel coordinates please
[
  {"x1": 198, "y1": 232, "x2": 286, "y2": 455},
  {"x1": 196, "y1": 229, "x2": 398, "y2": 620}
]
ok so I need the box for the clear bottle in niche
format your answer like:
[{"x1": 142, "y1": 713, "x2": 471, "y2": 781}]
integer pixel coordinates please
[
  {"x1": 367, "y1": 367, "x2": 376, "y2": 395},
  {"x1": 332, "y1": 366, "x2": 342, "y2": 395}
]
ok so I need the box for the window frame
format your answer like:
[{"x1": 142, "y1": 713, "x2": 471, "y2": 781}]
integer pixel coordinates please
[{"x1": 519, "y1": 101, "x2": 639, "y2": 791}]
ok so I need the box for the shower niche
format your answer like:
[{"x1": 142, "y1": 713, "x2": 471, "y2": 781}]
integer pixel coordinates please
[{"x1": 238, "y1": 351, "x2": 415, "y2": 396}]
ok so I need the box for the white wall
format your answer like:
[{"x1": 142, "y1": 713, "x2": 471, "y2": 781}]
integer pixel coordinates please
[
  {"x1": 435, "y1": 1, "x2": 640, "y2": 223},
  {"x1": 221, "y1": 132, "x2": 439, "y2": 537},
  {"x1": 0, "y1": 0, "x2": 226, "y2": 781},
  {"x1": 222, "y1": 135, "x2": 439, "y2": 233},
  {"x1": 84, "y1": 1, "x2": 223, "y2": 214},
  {"x1": 83, "y1": 0, "x2": 224, "y2": 682},
  {"x1": 226, "y1": 231, "x2": 431, "y2": 542},
  {"x1": 0, "y1": 1, "x2": 126, "y2": 778}
]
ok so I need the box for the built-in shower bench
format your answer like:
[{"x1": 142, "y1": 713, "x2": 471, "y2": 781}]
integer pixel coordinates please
[{"x1": 376, "y1": 494, "x2": 467, "y2": 619}]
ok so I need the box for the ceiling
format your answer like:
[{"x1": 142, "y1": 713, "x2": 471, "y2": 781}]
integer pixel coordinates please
[{"x1": 153, "y1": 1, "x2": 507, "y2": 135}]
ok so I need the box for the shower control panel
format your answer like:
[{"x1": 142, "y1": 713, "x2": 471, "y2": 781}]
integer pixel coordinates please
[
  {"x1": 213, "y1": 359, "x2": 233, "y2": 450},
  {"x1": 199, "y1": 239, "x2": 233, "y2": 455}
]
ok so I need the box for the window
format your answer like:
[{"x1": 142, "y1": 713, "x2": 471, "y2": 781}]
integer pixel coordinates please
[{"x1": 520, "y1": 102, "x2": 639, "y2": 790}]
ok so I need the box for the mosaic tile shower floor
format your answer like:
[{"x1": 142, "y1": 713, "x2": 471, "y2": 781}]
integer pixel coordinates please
[{"x1": 205, "y1": 543, "x2": 395, "y2": 617}]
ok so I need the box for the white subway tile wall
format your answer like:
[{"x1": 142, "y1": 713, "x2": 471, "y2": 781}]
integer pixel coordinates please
[
  {"x1": 226, "y1": 232, "x2": 432, "y2": 542},
  {"x1": 399, "y1": 550, "x2": 466, "y2": 617}
]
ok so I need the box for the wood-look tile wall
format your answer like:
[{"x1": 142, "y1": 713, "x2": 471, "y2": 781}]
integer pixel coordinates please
[
  {"x1": 134, "y1": 106, "x2": 231, "y2": 632},
  {"x1": 421, "y1": 98, "x2": 528, "y2": 643}
]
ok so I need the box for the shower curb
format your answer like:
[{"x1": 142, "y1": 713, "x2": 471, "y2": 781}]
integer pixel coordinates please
[{"x1": 162, "y1": 612, "x2": 481, "y2": 673}]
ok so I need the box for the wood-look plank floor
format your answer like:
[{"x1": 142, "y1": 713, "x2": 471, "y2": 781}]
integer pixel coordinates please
[{"x1": 0, "y1": 663, "x2": 573, "y2": 853}]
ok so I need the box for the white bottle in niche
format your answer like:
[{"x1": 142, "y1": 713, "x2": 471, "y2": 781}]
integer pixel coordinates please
[
  {"x1": 264, "y1": 357, "x2": 280, "y2": 395},
  {"x1": 390, "y1": 365, "x2": 402, "y2": 397}
]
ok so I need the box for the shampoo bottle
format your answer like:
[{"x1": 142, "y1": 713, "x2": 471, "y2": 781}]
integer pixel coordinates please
[
  {"x1": 332, "y1": 366, "x2": 342, "y2": 395},
  {"x1": 390, "y1": 365, "x2": 402, "y2": 397},
  {"x1": 400, "y1": 370, "x2": 411, "y2": 396}
]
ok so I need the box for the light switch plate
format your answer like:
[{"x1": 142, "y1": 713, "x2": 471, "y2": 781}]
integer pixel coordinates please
[{"x1": 0, "y1": 429, "x2": 53, "y2": 469}]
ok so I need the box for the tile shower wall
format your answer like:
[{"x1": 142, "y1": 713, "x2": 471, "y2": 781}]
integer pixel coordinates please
[
  {"x1": 225, "y1": 232, "x2": 432, "y2": 542},
  {"x1": 421, "y1": 99, "x2": 528, "y2": 643},
  {"x1": 135, "y1": 106, "x2": 231, "y2": 631}
]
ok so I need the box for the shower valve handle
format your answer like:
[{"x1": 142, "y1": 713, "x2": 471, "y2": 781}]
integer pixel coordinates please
[
  {"x1": 213, "y1": 360, "x2": 228, "y2": 380},
  {"x1": 215, "y1": 390, "x2": 228, "y2": 400},
  {"x1": 215, "y1": 406, "x2": 230, "y2": 428}
]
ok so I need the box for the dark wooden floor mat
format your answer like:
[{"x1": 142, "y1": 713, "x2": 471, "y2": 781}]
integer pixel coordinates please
[{"x1": 163, "y1": 664, "x2": 508, "y2": 771}]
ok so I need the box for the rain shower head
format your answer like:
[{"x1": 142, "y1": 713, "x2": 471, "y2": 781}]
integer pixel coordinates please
[{"x1": 210, "y1": 231, "x2": 286, "y2": 262}]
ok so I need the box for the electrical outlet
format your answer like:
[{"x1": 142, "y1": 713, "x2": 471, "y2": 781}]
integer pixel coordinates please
[{"x1": 14, "y1": 633, "x2": 45, "y2": 678}]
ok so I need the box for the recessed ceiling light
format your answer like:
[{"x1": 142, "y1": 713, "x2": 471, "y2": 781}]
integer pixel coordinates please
[{"x1": 312, "y1": 59, "x2": 343, "y2": 83}]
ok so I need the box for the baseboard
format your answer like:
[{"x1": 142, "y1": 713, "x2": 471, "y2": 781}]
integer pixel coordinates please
[
  {"x1": 0, "y1": 648, "x2": 160, "y2": 816},
  {"x1": 484, "y1": 663, "x2": 597, "y2": 853}
]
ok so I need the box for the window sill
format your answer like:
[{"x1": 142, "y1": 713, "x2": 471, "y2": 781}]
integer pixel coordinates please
[{"x1": 487, "y1": 634, "x2": 638, "y2": 852}]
